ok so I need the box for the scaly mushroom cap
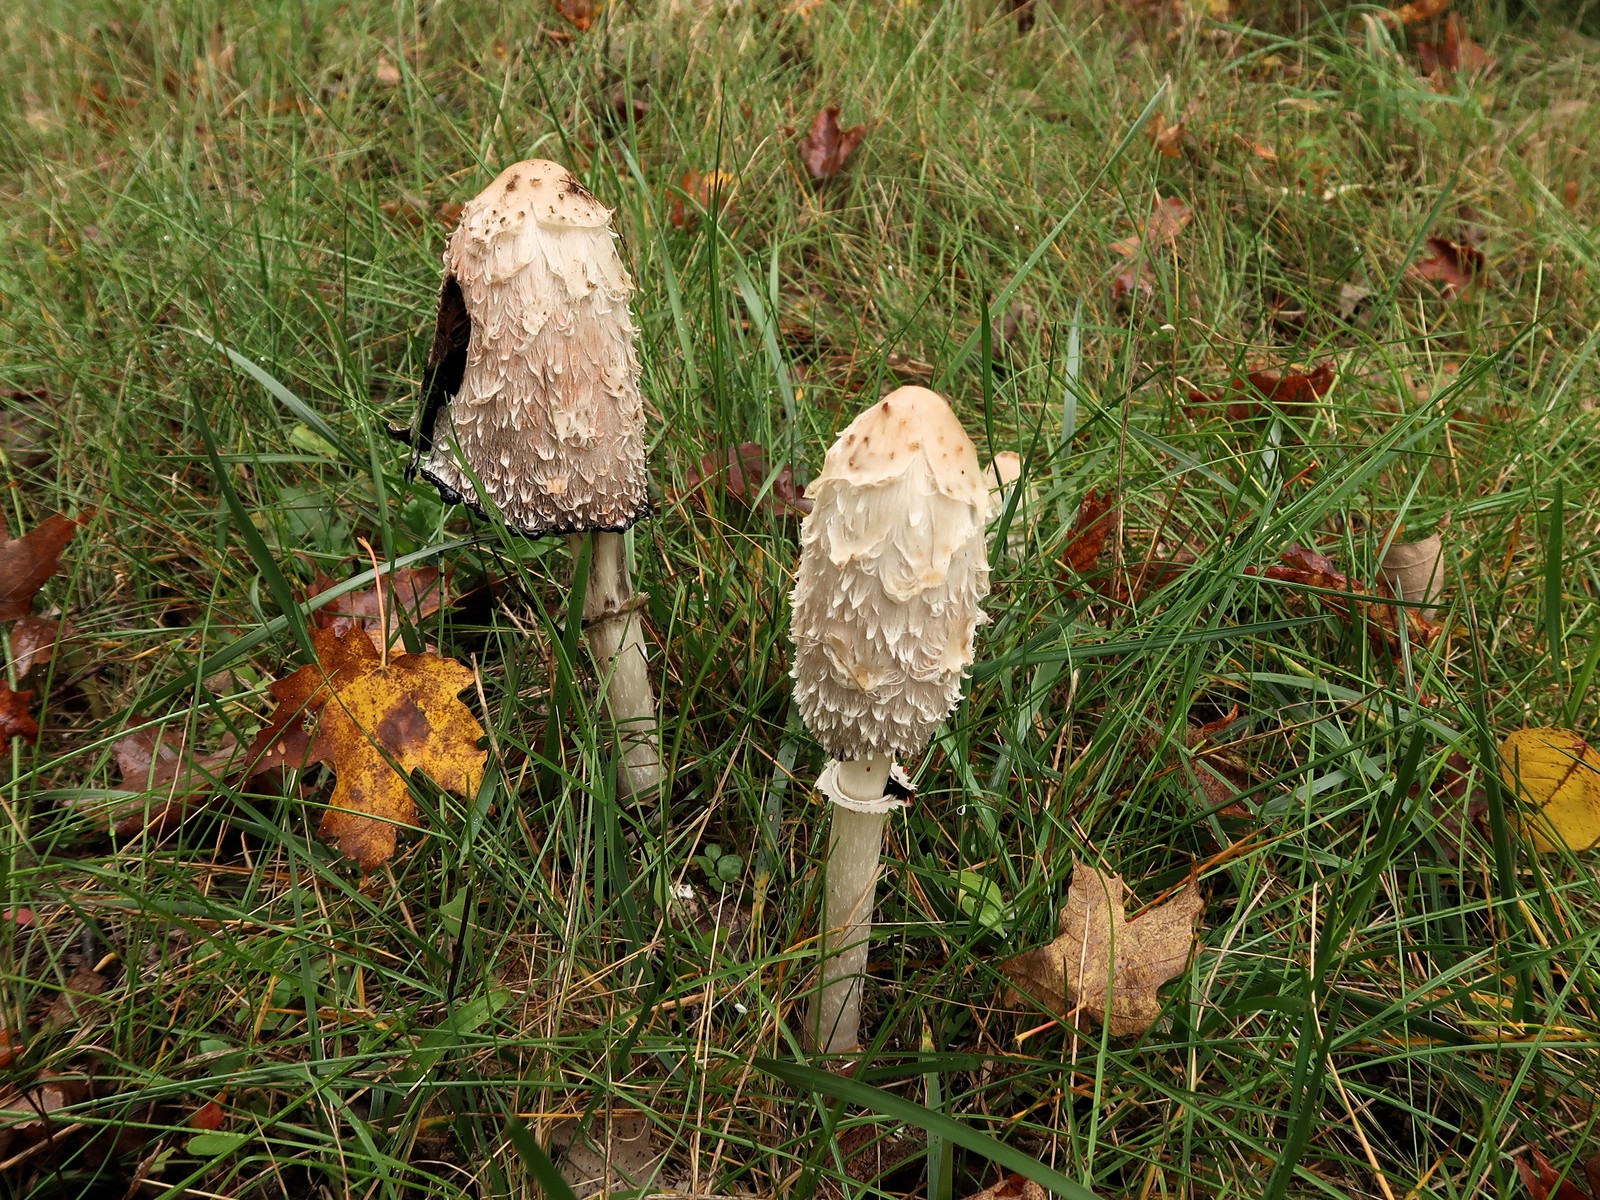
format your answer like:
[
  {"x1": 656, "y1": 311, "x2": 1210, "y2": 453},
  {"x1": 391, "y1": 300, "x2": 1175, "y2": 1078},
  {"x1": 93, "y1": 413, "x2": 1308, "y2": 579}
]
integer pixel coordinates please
[
  {"x1": 790, "y1": 386, "x2": 991, "y2": 761},
  {"x1": 412, "y1": 159, "x2": 652, "y2": 536}
]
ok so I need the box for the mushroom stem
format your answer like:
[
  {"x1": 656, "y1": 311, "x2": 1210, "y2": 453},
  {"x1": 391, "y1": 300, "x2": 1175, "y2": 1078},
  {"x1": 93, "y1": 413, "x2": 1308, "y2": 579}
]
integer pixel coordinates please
[
  {"x1": 810, "y1": 754, "x2": 892, "y2": 1054},
  {"x1": 572, "y1": 531, "x2": 663, "y2": 801}
]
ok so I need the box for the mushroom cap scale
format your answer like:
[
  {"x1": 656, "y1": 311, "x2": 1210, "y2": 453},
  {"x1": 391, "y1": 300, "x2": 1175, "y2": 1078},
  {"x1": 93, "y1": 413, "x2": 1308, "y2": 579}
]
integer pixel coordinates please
[
  {"x1": 790, "y1": 387, "x2": 990, "y2": 761},
  {"x1": 413, "y1": 159, "x2": 652, "y2": 537}
]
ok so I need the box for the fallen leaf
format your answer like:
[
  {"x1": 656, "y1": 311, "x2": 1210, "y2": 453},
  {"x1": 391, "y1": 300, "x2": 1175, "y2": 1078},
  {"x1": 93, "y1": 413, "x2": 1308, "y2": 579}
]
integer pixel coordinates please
[
  {"x1": 1190, "y1": 362, "x2": 1335, "y2": 421},
  {"x1": 310, "y1": 567, "x2": 451, "y2": 651},
  {"x1": 1002, "y1": 860, "x2": 1203, "y2": 1036},
  {"x1": 961, "y1": 1174, "x2": 1050, "y2": 1200},
  {"x1": 1498, "y1": 728, "x2": 1600, "y2": 853},
  {"x1": 1109, "y1": 196, "x2": 1192, "y2": 301},
  {"x1": 0, "y1": 1076, "x2": 85, "y2": 1149},
  {"x1": 1379, "y1": 532, "x2": 1446, "y2": 620},
  {"x1": 110, "y1": 722, "x2": 243, "y2": 838},
  {"x1": 1245, "y1": 542, "x2": 1440, "y2": 650},
  {"x1": 250, "y1": 627, "x2": 486, "y2": 871},
  {"x1": 799, "y1": 107, "x2": 867, "y2": 184},
  {"x1": 1415, "y1": 14, "x2": 1494, "y2": 80},
  {"x1": 41, "y1": 965, "x2": 109, "y2": 1034},
  {"x1": 1006, "y1": 0, "x2": 1037, "y2": 33},
  {"x1": 1389, "y1": 0, "x2": 1450, "y2": 25},
  {"x1": 554, "y1": 1110, "x2": 664, "y2": 1198},
  {"x1": 552, "y1": 0, "x2": 603, "y2": 29},
  {"x1": 374, "y1": 54, "x2": 401, "y2": 87},
  {"x1": 1516, "y1": 1149, "x2": 1589, "y2": 1200},
  {"x1": 1, "y1": 683, "x2": 39, "y2": 744},
  {"x1": 684, "y1": 443, "x2": 812, "y2": 518},
  {"x1": 1148, "y1": 112, "x2": 1186, "y2": 158},
  {"x1": 669, "y1": 168, "x2": 738, "y2": 231},
  {"x1": 9, "y1": 615, "x2": 71, "y2": 677},
  {"x1": 0, "y1": 1027, "x2": 20, "y2": 1070},
  {"x1": 1060, "y1": 487, "x2": 1118, "y2": 584},
  {"x1": 1412, "y1": 236, "x2": 1486, "y2": 295},
  {"x1": 0, "y1": 514, "x2": 81, "y2": 621},
  {"x1": 190, "y1": 1101, "x2": 226, "y2": 1131}
]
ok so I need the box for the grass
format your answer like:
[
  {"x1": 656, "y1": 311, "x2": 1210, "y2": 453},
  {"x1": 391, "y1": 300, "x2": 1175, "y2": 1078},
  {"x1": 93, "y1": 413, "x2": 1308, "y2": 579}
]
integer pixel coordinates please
[{"x1": 2, "y1": 0, "x2": 1600, "y2": 1196}]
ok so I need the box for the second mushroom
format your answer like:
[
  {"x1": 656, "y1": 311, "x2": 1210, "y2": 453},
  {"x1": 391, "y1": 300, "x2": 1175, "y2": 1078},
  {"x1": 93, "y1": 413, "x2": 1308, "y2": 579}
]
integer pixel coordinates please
[{"x1": 789, "y1": 385, "x2": 991, "y2": 1054}]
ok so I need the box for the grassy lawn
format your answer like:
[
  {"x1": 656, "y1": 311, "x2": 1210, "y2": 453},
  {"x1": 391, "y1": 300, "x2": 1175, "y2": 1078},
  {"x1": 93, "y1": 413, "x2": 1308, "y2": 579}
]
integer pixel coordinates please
[{"x1": 3, "y1": 0, "x2": 1600, "y2": 1196}]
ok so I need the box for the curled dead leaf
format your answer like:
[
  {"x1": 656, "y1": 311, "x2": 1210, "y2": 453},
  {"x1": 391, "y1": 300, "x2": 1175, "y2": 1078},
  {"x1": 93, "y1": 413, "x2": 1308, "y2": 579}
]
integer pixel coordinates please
[
  {"x1": 684, "y1": 443, "x2": 811, "y2": 518},
  {"x1": 799, "y1": 107, "x2": 867, "y2": 184},
  {"x1": 310, "y1": 566, "x2": 451, "y2": 651},
  {"x1": 1, "y1": 683, "x2": 39, "y2": 745},
  {"x1": 0, "y1": 514, "x2": 82, "y2": 621},
  {"x1": 1002, "y1": 860, "x2": 1203, "y2": 1037},
  {"x1": 109, "y1": 721, "x2": 243, "y2": 838},
  {"x1": 8, "y1": 615, "x2": 71, "y2": 678},
  {"x1": 1412, "y1": 236, "x2": 1485, "y2": 296}
]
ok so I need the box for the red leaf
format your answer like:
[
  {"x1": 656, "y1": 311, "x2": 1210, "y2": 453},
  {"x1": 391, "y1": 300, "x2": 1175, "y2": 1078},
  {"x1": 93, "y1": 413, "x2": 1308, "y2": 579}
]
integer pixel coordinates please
[
  {"x1": 8, "y1": 615, "x2": 72, "y2": 678},
  {"x1": 685, "y1": 443, "x2": 812, "y2": 518},
  {"x1": 0, "y1": 683, "x2": 38, "y2": 744},
  {"x1": 309, "y1": 566, "x2": 451, "y2": 651},
  {"x1": 551, "y1": 0, "x2": 602, "y2": 30},
  {"x1": 189, "y1": 1100, "x2": 226, "y2": 1131},
  {"x1": 0, "y1": 514, "x2": 82, "y2": 621},
  {"x1": 1190, "y1": 363, "x2": 1335, "y2": 422},
  {"x1": 1415, "y1": 14, "x2": 1494, "y2": 79},
  {"x1": 109, "y1": 721, "x2": 242, "y2": 837},
  {"x1": 799, "y1": 107, "x2": 867, "y2": 183},
  {"x1": 1412, "y1": 236, "x2": 1486, "y2": 296},
  {"x1": 1061, "y1": 488, "x2": 1118, "y2": 587},
  {"x1": 670, "y1": 169, "x2": 738, "y2": 231},
  {"x1": 1516, "y1": 1149, "x2": 1589, "y2": 1200},
  {"x1": 1109, "y1": 196, "x2": 1192, "y2": 301}
]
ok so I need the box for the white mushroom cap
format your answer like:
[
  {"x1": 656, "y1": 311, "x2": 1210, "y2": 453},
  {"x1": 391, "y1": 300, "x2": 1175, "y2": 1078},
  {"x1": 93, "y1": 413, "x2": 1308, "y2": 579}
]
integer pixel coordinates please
[
  {"x1": 789, "y1": 386, "x2": 991, "y2": 761},
  {"x1": 413, "y1": 159, "x2": 651, "y2": 536}
]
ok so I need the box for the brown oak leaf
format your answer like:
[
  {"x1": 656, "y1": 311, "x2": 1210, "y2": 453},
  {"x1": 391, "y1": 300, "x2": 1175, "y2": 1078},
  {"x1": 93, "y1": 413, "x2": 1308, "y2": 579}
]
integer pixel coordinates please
[
  {"x1": 670, "y1": 169, "x2": 738, "y2": 230},
  {"x1": 8, "y1": 615, "x2": 71, "y2": 677},
  {"x1": 309, "y1": 567, "x2": 451, "y2": 651},
  {"x1": 1, "y1": 683, "x2": 38, "y2": 744},
  {"x1": 0, "y1": 514, "x2": 81, "y2": 621},
  {"x1": 1189, "y1": 362, "x2": 1335, "y2": 422},
  {"x1": 685, "y1": 443, "x2": 812, "y2": 518},
  {"x1": 961, "y1": 1175, "x2": 1049, "y2": 1200},
  {"x1": 1412, "y1": 235, "x2": 1485, "y2": 296},
  {"x1": 110, "y1": 722, "x2": 243, "y2": 838},
  {"x1": 1415, "y1": 14, "x2": 1494, "y2": 81},
  {"x1": 1002, "y1": 860, "x2": 1203, "y2": 1036},
  {"x1": 799, "y1": 107, "x2": 867, "y2": 183},
  {"x1": 251, "y1": 627, "x2": 486, "y2": 871},
  {"x1": 1060, "y1": 487, "x2": 1119, "y2": 593},
  {"x1": 1110, "y1": 196, "x2": 1192, "y2": 301},
  {"x1": 1516, "y1": 1149, "x2": 1589, "y2": 1200}
]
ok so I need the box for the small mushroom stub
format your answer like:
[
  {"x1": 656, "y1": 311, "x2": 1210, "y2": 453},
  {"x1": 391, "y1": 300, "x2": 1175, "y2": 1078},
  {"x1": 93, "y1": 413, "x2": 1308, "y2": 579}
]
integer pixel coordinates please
[
  {"x1": 412, "y1": 159, "x2": 651, "y2": 537},
  {"x1": 790, "y1": 386, "x2": 991, "y2": 762}
]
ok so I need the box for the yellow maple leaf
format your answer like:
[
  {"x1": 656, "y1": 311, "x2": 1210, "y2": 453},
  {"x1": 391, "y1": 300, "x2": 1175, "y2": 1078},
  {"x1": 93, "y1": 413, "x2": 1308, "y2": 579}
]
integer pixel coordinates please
[
  {"x1": 1001, "y1": 860, "x2": 1203, "y2": 1037},
  {"x1": 1498, "y1": 727, "x2": 1600, "y2": 852},
  {"x1": 254, "y1": 627, "x2": 486, "y2": 871}
]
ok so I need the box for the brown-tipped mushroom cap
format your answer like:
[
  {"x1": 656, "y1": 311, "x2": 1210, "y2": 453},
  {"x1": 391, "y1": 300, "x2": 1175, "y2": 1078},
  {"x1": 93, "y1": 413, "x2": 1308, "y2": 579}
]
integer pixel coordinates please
[
  {"x1": 411, "y1": 159, "x2": 652, "y2": 537},
  {"x1": 789, "y1": 386, "x2": 990, "y2": 761}
]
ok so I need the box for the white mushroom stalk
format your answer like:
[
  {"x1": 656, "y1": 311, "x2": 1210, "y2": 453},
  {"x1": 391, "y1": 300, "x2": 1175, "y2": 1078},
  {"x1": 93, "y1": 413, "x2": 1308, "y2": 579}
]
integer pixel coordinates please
[
  {"x1": 410, "y1": 159, "x2": 662, "y2": 800},
  {"x1": 789, "y1": 386, "x2": 990, "y2": 1053}
]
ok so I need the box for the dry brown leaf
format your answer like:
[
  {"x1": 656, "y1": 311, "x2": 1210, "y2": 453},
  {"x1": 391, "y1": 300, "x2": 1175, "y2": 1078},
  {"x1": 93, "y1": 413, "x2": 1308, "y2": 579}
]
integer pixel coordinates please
[
  {"x1": 310, "y1": 567, "x2": 451, "y2": 651},
  {"x1": 1189, "y1": 362, "x2": 1336, "y2": 422},
  {"x1": 1244, "y1": 542, "x2": 1441, "y2": 650},
  {"x1": 1415, "y1": 14, "x2": 1494, "y2": 80},
  {"x1": 1110, "y1": 196, "x2": 1193, "y2": 301},
  {"x1": 1516, "y1": 1149, "x2": 1590, "y2": 1200},
  {"x1": 1002, "y1": 860, "x2": 1203, "y2": 1036},
  {"x1": 110, "y1": 722, "x2": 243, "y2": 838},
  {"x1": 8, "y1": 615, "x2": 71, "y2": 678},
  {"x1": 799, "y1": 107, "x2": 867, "y2": 183},
  {"x1": 1412, "y1": 236, "x2": 1486, "y2": 296},
  {"x1": 552, "y1": 0, "x2": 603, "y2": 29},
  {"x1": 1, "y1": 683, "x2": 38, "y2": 745},
  {"x1": 0, "y1": 514, "x2": 81, "y2": 621},
  {"x1": 961, "y1": 1175, "x2": 1050, "y2": 1200},
  {"x1": 684, "y1": 443, "x2": 812, "y2": 518},
  {"x1": 1380, "y1": 533, "x2": 1446, "y2": 619},
  {"x1": 669, "y1": 168, "x2": 738, "y2": 230},
  {"x1": 41, "y1": 965, "x2": 110, "y2": 1034},
  {"x1": 1389, "y1": 0, "x2": 1450, "y2": 24},
  {"x1": 1060, "y1": 487, "x2": 1118, "y2": 586},
  {"x1": 251, "y1": 627, "x2": 486, "y2": 871}
]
